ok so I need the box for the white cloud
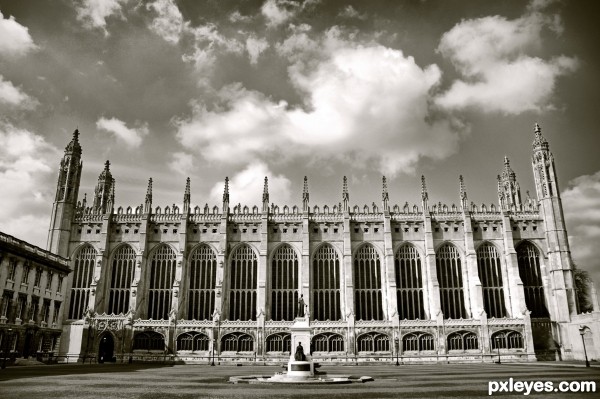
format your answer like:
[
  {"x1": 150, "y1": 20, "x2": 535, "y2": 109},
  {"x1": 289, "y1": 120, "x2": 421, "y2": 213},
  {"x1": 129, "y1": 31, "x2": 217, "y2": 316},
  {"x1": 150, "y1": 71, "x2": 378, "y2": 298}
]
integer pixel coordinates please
[
  {"x1": 229, "y1": 11, "x2": 252, "y2": 23},
  {"x1": 75, "y1": 0, "x2": 128, "y2": 34},
  {"x1": 209, "y1": 162, "x2": 292, "y2": 207},
  {"x1": 261, "y1": 0, "x2": 297, "y2": 28},
  {"x1": 261, "y1": 0, "x2": 319, "y2": 28},
  {"x1": 562, "y1": 171, "x2": 600, "y2": 287},
  {"x1": 0, "y1": 11, "x2": 37, "y2": 57},
  {"x1": 435, "y1": 5, "x2": 578, "y2": 114},
  {"x1": 168, "y1": 152, "x2": 194, "y2": 175},
  {"x1": 0, "y1": 75, "x2": 38, "y2": 109},
  {"x1": 246, "y1": 36, "x2": 269, "y2": 64},
  {"x1": 96, "y1": 117, "x2": 148, "y2": 148},
  {"x1": 146, "y1": 0, "x2": 184, "y2": 44},
  {"x1": 0, "y1": 123, "x2": 61, "y2": 247},
  {"x1": 338, "y1": 5, "x2": 367, "y2": 20},
  {"x1": 177, "y1": 29, "x2": 462, "y2": 176}
]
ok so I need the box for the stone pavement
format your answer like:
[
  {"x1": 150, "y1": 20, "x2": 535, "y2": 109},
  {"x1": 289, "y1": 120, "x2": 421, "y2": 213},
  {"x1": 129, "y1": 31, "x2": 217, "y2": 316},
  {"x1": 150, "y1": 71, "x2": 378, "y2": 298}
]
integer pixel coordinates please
[{"x1": 0, "y1": 362, "x2": 599, "y2": 398}]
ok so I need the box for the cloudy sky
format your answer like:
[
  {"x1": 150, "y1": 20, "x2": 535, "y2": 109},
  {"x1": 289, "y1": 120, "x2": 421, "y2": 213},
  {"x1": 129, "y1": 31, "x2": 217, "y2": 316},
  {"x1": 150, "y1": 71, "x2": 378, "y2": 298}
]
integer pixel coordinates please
[{"x1": 1, "y1": 0, "x2": 599, "y2": 286}]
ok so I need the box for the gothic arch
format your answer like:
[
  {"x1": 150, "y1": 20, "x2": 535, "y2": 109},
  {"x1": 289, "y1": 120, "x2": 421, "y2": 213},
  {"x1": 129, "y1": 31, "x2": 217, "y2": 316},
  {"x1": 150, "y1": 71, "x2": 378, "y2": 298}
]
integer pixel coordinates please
[
  {"x1": 356, "y1": 331, "x2": 391, "y2": 352},
  {"x1": 187, "y1": 244, "x2": 217, "y2": 320},
  {"x1": 402, "y1": 331, "x2": 435, "y2": 352},
  {"x1": 228, "y1": 244, "x2": 258, "y2": 321},
  {"x1": 447, "y1": 330, "x2": 479, "y2": 351},
  {"x1": 265, "y1": 332, "x2": 291, "y2": 353},
  {"x1": 269, "y1": 244, "x2": 299, "y2": 321},
  {"x1": 147, "y1": 242, "x2": 179, "y2": 259},
  {"x1": 395, "y1": 243, "x2": 426, "y2": 320},
  {"x1": 67, "y1": 244, "x2": 96, "y2": 320},
  {"x1": 227, "y1": 242, "x2": 259, "y2": 262},
  {"x1": 311, "y1": 243, "x2": 342, "y2": 321},
  {"x1": 311, "y1": 333, "x2": 345, "y2": 352},
  {"x1": 351, "y1": 241, "x2": 384, "y2": 259},
  {"x1": 132, "y1": 331, "x2": 165, "y2": 351},
  {"x1": 176, "y1": 331, "x2": 210, "y2": 351},
  {"x1": 474, "y1": 240, "x2": 503, "y2": 254},
  {"x1": 69, "y1": 242, "x2": 99, "y2": 259},
  {"x1": 490, "y1": 330, "x2": 524, "y2": 349},
  {"x1": 515, "y1": 241, "x2": 549, "y2": 317},
  {"x1": 353, "y1": 242, "x2": 384, "y2": 321},
  {"x1": 476, "y1": 242, "x2": 507, "y2": 318},
  {"x1": 221, "y1": 332, "x2": 254, "y2": 352},
  {"x1": 436, "y1": 242, "x2": 468, "y2": 319},
  {"x1": 106, "y1": 244, "x2": 136, "y2": 315},
  {"x1": 147, "y1": 244, "x2": 177, "y2": 320}
]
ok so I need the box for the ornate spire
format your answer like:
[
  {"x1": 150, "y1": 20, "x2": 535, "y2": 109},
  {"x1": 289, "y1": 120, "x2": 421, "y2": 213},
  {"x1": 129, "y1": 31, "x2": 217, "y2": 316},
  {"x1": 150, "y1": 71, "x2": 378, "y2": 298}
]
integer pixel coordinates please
[
  {"x1": 144, "y1": 178, "x2": 152, "y2": 213},
  {"x1": 65, "y1": 128, "x2": 82, "y2": 155},
  {"x1": 421, "y1": 175, "x2": 429, "y2": 211},
  {"x1": 92, "y1": 160, "x2": 114, "y2": 214},
  {"x1": 302, "y1": 176, "x2": 309, "y2": 212},
  {"x1": 222, "y1": 176, "x2": 230, "y2": 212},
  {"x1": 532, "y1": 122, "x2": 549, "y2": 151},
  {"x1": 342, "y1": 176, "x2": 349, "y2": 211},
  {"x1": 183, "y1": 177, "x2": 191, "y2": 214},
  {"x1": 498, "y1": 156, "x2": 521, "y2": 210},
  {"x1": 382, "y1": 176, "x2": 389, "y2": 211},
  {"x1": 262, "y1": 176, "x2": 269, "y2": 213},
  {"x1": 459, "y1": 175, "x2": 468, "y2": 210}
]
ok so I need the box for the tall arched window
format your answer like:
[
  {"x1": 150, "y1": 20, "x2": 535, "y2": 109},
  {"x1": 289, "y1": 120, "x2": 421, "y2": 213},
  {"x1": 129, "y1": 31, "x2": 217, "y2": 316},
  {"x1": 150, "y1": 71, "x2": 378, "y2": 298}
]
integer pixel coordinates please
[
  {"x1": 517, "y1": 242, "x2": 549, "y2": 317},
  {"x1": 354, "y1": 244, "x2": 384, "y2": 320},
  {"x1": 436, "y1": 244, "x2": 467, "y2": 319},
  {"x1": 188, "y1": 245, "x2": 217, "y2": 320},
  {"x1": 477, "y1": 243, "x2": 507, "y2": 318},
  {"x1": 68, "y1": 245, "x2": 95, "y2": 319},
  {"x1": 395, "y1": 245, "x2": 425, "y2": 320},
  {"x1": 147, "y1": 245, "x2": 176, "y2": 320},
  {"x1": 312, "y1": 244, "x2": 341, "y2": 321},
  {"x1": 229, "y1": 245, "x2": 257, "y2": 321},
  {"x1": 108, "y1": 245, "x2": 135, "y2": 315},
  {"x1": 271, "y1": 245, "x2": 298, "y2": 321}
]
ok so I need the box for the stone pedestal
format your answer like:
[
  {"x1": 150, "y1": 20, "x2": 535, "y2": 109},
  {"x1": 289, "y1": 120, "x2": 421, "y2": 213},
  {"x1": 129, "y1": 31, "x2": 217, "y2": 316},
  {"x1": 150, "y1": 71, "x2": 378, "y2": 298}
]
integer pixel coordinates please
[{"x1": 288, "y1": 316, "x2": 314, "y2": 377}]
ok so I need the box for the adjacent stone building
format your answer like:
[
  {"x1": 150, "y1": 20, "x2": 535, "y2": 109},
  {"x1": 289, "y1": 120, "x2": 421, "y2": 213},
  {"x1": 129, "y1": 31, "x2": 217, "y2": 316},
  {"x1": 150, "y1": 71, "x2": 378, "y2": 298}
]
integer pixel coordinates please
[
  {"x1": 37, "y1": 124, "x2": 600, "y2": 363},
  {"x1": 0, "y1": 232, "x2": 70, "y2": 363}
]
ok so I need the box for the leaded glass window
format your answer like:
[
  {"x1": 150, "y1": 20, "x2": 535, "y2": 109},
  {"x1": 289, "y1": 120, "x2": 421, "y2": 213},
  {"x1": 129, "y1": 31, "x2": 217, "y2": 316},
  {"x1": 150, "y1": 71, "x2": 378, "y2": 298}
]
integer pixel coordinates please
[
  {"x1": 517, "y1": 242, "x2": 549, "y2": 317},
  {"x1": 147, "y1": 245, "x2": 176, "y2": 320},
  {"x1": 229, "y1": 245, "x2": 257, "y2": 321},
  {"x1": 354, "y1": 244, "x2": 384, "y2": 320},
  {"x1": 68, "y1": 245, "x2": 95, "y2": 319},
  {"x1": 108, "y1": 245, "x2": 135, "y2": 315},
  {"x1": 395, "y1": 245, "x2": 425, "y2": 320},
  {"x1": 188, "y1": 245, "x2": 216, "y2": 320},
  {"x1": 312, "y1": 244, "x2": 341, "y2": 321},
  {"x1": 477, "y1": 243, "x2": 507, "y2": 318},
  {"x1": 271, "y1": 245, "x2": 298, "y2": 321},
  {"x1": 436, "y1": 244, "x2": 467, "y2": 319}
]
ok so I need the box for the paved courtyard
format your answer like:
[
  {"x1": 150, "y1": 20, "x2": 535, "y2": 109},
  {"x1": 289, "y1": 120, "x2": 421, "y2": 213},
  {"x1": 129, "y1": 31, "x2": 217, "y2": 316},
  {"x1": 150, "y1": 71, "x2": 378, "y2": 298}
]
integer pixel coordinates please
[{"x1": 0, "y1": 362, "x2": 599, "y2": 398}]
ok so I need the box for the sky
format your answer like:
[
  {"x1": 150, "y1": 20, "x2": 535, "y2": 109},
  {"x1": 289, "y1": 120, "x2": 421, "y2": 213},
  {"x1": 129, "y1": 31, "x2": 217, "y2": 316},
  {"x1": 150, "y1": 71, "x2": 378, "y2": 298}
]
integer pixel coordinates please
[{"x1": 1, "y1": 0, "x2": 599, "y2": 288}]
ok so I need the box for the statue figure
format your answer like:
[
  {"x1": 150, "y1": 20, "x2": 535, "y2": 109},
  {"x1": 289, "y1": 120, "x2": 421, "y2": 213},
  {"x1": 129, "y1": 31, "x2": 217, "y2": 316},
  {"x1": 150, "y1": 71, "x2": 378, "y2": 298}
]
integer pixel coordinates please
[
  {"x1": 297, "y1": 294, "x2": 305, "y2": 318},
  {"x1": 294, "y1": 342, "x2": 306, "y2": 361}
]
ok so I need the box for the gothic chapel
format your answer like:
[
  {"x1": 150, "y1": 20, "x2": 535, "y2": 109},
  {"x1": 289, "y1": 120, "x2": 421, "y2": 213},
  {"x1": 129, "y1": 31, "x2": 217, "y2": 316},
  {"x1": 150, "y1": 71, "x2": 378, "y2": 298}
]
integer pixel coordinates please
[{"x1": 42, "y1": 124, "x2": 599, "y2": 363}]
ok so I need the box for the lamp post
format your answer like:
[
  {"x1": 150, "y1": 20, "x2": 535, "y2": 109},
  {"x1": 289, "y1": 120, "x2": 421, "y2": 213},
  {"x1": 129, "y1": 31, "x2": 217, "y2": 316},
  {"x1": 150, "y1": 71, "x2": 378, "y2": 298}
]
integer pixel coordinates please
[
  {"x1": 495, "y1": 337, "x2": 501, "y2": 364},
  {"x1": 395, "y1": 337, "x2": 399, "y2": 366},
  {"x1": 579, "y1": 327, "x2": 590, "y2": 368}
]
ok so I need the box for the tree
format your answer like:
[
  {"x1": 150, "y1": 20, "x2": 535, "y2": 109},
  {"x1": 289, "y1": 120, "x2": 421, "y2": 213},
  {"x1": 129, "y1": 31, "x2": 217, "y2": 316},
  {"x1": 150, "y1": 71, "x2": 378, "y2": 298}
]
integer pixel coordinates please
[{"x1": 573, "y1": 265, "x2": 593, "y2": 313}]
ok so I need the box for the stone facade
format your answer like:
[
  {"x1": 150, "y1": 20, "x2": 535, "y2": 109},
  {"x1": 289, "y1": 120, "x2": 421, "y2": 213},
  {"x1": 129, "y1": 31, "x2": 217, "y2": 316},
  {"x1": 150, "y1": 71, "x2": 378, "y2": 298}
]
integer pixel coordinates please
[
  {"x1": 41, "y1": 124, "x2": 600, "y2": 364},
  {"x1": 0, "y1": 231, "x2": 70, "y2": 363}
]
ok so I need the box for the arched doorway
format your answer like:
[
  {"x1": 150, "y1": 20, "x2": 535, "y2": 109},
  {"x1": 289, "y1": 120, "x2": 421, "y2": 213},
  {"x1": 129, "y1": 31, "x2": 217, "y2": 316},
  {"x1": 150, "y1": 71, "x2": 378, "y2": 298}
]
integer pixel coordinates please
[{"x1": 98, "y1": 334, "x2": 115, "y2": 363}]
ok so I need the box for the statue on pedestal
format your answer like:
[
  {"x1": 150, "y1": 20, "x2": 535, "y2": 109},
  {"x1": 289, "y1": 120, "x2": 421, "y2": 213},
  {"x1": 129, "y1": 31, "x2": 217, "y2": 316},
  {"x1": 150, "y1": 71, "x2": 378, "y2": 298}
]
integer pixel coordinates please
[
  {"x1": 297, "y1": 294, "x2": 305, "y2": 318},
  {"x1": 294, "y1": 342, "x2": 306, "y2": 361}
]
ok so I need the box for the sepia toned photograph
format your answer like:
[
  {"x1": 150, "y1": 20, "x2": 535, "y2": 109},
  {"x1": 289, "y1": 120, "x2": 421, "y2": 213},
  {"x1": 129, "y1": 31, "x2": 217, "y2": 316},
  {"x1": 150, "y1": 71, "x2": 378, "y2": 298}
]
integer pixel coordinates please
[{"x1": 0, "y1": 1, "x2": 599, "y2": 397}]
